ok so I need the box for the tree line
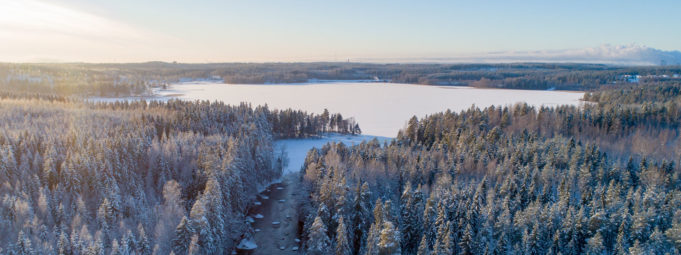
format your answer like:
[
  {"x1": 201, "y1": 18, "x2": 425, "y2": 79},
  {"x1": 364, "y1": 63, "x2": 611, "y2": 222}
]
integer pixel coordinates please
[{"x1": 3, "y1": 63, "x2": 680, "y2": 98}]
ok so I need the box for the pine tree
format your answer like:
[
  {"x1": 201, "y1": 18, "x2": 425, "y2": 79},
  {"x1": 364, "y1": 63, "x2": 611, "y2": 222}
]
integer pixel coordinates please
[
  {"x1": 628, "y1": 240, "x2": 644, "y2": 255},
  {"x1": 335, "y1": 216, "x2": 351, "y2": 255},
  {"x1": 378, "y1": 221, "x2": 401, "y2": 255},
  {"x1": 15, "y1": 231, "x2": 33, "y2": 255},
  {"x1": 433, "y1": 221, "x2": 453, "y2": 255},
  {"x1": 111, "y1": 239, "x2": 121, "y2": 255},
  {"x1": 648, "y1": 227, "x2": 672, "y2": 254},
  {"x1": 188, "y1": 235, "x2": 200, "y2": 255},
  {"x1": 366, "y1": 220, "x2": 382, "y2": 255},
  {"x1": 123, "y1": 230, "x2": 137, "y2": 254},
  {"x1": 173, "y1": 216, "x2": 194, "y2": 254},
  {"x1": 352, "y1": 182, "x2": 372, "y2": 255},
  {"x1": 422, "y1": 196, "x2": 437, "y2": 247},
  {"x1": 400, "y1": 184, "x2": 423, "y2": 254},
  {"x1": 460, "y1": 223, "x2": 475, "y2": 255},
  {"x1": 138, "y1": 224, "x2": 151, "y2": 255},
  {"x1": 308, "y1": 216, "x2": 331, "y2": 255},
  {"x1": 666, "y1": 210, "x2": 681, "y2": 252},
  {"x1": 585, "y1": 232, "x2": 605, "y2": 255},
  {"x1": 417, "y1": 234, "x2": 429, "y2": 255},
  {"x1": 57, "y1": 230, "x2": 70, "y2": 255}
]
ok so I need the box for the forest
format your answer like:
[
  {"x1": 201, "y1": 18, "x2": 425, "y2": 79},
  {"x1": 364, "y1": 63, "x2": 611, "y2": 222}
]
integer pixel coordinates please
[
  {"x1": 1, "y1": 63, "x2": 681, "y2": 255},
  {"x1": 298, "y1": 83, "x2": 681, "y2": 254},
  {"x1": 2, "y1": 63, "x2": 680, "y2": 97},
  {"x1": 0, "y1": 92, "x2": 357, "y2": 254}
]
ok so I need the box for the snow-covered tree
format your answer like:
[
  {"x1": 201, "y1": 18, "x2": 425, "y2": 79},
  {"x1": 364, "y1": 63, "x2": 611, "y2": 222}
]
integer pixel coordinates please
[
  {"x1": 335, "y1": 216, "x2": 351, "y2": 255},
  {"x1": 307, "y1": 216, "x2": 331, "y2": 255}
]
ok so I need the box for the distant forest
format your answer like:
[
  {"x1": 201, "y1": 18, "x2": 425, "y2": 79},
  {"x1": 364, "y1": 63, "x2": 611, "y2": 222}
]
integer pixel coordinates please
[
  {"x1": 298, "y1": 83, "x2": 681, "y2": 254},
  {"x1": 1, "y1": 63, "x2": 680, "y2": 97},
  {"x1": 0, "y1": 92, "x2": 357, "y2": 254}
]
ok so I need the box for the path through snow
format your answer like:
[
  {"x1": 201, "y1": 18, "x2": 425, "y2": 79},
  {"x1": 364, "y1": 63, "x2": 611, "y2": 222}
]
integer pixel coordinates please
[{"x1": 246, "y1": 174, "x2": 303, "y2": 254}]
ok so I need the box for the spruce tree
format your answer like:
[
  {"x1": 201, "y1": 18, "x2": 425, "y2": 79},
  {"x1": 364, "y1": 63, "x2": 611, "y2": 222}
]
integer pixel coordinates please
[
  {"x1": 308, "y1": 216, "x2": 331, "y2": 255},
  {"x1": 173, "y1": 216, "x2": 194, "y2": 255},
  {"x1": 335, "y1": 216, "x2": 351, "y2": 255}
]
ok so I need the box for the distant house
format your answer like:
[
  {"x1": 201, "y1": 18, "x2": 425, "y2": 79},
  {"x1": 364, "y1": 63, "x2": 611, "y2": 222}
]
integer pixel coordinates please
[{"x1": 622, "y1": 74, "x2": 640, "y2": 83}]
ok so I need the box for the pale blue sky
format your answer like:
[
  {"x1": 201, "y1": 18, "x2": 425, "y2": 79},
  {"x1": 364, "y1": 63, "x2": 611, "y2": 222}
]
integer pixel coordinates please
[{"x1": 1, "y1": 0, "x2": 679, "y2": 62}]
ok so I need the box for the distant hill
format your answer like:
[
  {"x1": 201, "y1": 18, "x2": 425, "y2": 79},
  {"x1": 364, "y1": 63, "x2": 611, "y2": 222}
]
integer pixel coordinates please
[{"x1": 359, "y1": 44, "x2": 681, "y2": 66}]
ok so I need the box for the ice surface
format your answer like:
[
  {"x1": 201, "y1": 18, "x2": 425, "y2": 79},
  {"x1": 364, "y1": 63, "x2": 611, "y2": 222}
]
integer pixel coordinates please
[{"x1": 157, "y1": 81, "x2": 584, "y2": 137}]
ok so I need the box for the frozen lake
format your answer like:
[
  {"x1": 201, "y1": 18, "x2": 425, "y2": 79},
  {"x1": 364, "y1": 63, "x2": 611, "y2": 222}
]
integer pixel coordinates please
[{"x1": 156, "y1": 81, "x2": 584, "y2": 137}]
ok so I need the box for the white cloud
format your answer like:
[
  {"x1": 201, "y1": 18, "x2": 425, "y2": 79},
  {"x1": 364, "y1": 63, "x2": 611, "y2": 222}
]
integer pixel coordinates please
[
  {"x1": 0, "y1": 0, "x2": 185, "y2": 62},
  {"x1": 357, "y1": 44, "x2": 681, "y2": 66}
]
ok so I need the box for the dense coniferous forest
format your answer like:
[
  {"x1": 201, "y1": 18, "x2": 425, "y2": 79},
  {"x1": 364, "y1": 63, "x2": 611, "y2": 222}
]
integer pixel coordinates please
[
  {"x1": 2, "y1": 62, "x2": 681, "y2": 255},
  {"x1": 0, "y1": 92, "x2": 357, "y2": 254},
  {"x1": 2, "y1": 63, "x2": 680, "y2": 97},
  {"x1": 298, "y1": 83, "x2": 681, "y2": 254}
]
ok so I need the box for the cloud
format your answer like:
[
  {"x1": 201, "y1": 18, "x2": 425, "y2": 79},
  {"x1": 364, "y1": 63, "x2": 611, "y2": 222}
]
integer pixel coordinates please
[
  {"x1": 357, "y1": 44, "x2": 681, "y2": 66},
  {"x1": 0, "y1": 0, "x2": 185, "y2": 62}
]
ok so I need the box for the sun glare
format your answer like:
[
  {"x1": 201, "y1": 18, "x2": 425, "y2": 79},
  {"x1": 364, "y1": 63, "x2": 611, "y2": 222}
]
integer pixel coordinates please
[{"x1": 0, "y1": 0, "x2": 161, "y2": 62}]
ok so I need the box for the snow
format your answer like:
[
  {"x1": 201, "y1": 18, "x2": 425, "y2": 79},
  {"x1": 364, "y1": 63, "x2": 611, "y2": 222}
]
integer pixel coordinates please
[
  {"x1": 156, "y1": 81, "x2": 584, "y2": 137},
  {"x1": 275, "y1": 133, "x2": 393, "y2": 174},
  {"x1": 253, "y1": 201, "x2": 262, "y2": 206},
  {"x1": 237, "y1": 238, "x2": 258, "y2": 250},
  {"x1": 255, "y1": 214, "x2": 264, "y2": 219}
]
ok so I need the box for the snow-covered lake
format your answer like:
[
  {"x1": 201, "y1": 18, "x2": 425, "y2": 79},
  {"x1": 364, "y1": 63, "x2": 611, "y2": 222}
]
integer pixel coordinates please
[{"x1": 155, "y1": 81, "x2": 585, "y2": 137}]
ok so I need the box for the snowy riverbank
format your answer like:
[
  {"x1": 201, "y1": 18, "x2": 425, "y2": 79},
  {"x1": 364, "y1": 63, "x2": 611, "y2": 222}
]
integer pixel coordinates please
[{"x1": 275, "y1": 133, "x2": 392, "y2": 174}]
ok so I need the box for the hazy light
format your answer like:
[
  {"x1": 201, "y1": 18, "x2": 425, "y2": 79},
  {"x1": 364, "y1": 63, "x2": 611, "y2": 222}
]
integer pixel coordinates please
[{"x1": 0, "y1": 0, "x2": 179, "y2": 62}]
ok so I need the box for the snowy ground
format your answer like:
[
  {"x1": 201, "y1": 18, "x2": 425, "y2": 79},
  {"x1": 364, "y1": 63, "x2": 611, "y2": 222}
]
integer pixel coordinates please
[{"x1": 275, "y1": 134, "x2": 392, "y2": 174}]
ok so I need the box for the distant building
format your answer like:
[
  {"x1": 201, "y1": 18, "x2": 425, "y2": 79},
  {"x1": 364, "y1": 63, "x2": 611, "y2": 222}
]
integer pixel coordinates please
[{"x1": 622, "y1": 74, "x2": 640, "y2": 83}]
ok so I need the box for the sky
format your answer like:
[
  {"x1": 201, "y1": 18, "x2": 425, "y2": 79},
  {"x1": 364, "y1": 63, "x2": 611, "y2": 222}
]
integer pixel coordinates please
[{"x1": 1, "y1": 0, "x2": 680, "y2": 63}]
